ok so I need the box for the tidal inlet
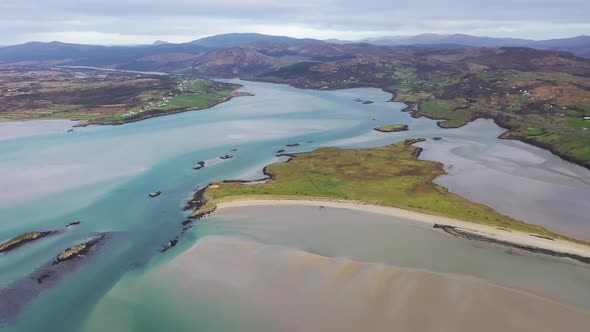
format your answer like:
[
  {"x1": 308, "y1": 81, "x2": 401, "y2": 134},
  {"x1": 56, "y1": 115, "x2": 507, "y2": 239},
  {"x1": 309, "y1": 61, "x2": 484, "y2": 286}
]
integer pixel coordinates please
[{"x1": 2, "y1": 8, "x2": 590, "y2": 332}]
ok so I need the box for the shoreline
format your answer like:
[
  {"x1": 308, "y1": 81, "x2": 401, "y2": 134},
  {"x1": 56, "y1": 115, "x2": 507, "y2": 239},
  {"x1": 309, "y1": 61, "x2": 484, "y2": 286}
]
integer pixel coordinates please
[
  {"x1": 212, "y1": 198, "x2": 590, "y2": 262},
  {"x1": 75, "y1": 89, "x2": 251, "y2": 127}
]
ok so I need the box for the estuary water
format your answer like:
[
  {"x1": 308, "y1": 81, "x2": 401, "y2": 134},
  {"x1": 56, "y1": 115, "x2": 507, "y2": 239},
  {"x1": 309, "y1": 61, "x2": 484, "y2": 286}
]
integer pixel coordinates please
[{"x1": 0, "y1": 80, "x2": 589, "y2": 331}]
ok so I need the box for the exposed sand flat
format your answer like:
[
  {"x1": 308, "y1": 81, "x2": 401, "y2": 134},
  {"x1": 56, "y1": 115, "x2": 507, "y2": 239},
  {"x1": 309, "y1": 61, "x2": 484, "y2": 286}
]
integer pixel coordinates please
[
  {"x1": 214, "y1": 199, "x2": 590, "y2": 259},
  {"x1": 159, "y1": 236, "x2": 590, "y2": 332}
]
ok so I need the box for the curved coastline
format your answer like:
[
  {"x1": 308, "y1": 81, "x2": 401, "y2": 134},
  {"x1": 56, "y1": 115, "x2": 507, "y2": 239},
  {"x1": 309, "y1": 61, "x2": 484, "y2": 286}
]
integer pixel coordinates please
[{"x1": 210, "y1": 198, "x2": 590, "y2": 262}]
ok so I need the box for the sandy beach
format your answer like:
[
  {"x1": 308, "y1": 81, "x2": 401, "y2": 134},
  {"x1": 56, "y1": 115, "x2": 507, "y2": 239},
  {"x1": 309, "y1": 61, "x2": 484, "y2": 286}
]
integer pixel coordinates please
[
  {"x1": 214, "y1": 198, "x2": 590, "y2": 259},
  {"x1": 157, "y1": 236, "x2": 590, "y2": 332}
]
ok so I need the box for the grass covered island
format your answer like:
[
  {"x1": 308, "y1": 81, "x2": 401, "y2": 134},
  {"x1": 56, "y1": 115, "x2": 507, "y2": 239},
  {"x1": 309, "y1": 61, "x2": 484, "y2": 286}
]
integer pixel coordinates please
[
  {"x1": 191, "y1": 140, "x2": 589, "y2": 246},
  {"x1": 373, "y1": 124, "x2": 408, "y2": 132},
  {"x1": 0, "y1": 231, "x2": 53, "y2": 253}
]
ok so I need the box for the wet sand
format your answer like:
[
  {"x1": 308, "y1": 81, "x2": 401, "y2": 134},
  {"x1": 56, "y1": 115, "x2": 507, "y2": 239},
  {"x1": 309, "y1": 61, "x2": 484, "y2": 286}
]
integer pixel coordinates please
[
  {"x1": 416, "y1": 119, "x2": 590, "y2": 240},
  {"x1": 214, "y1": 199, "x2": 590, "y2": 258},
  {"x1": 158, "y1": 236, "x2": 590, "y2": 332}
]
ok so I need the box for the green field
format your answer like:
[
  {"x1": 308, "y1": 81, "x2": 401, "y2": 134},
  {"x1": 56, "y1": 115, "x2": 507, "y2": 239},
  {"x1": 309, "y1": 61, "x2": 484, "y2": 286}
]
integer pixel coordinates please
[
  {"x1": 373, "y1": 124, "x2": 408, "y2": 132},
  {"x1": 419, "y1": 99, "x2": 473, "y2": 128},
  {"x1": 94, "y1": 79, "x2": 237, "y2": 124},
  {"x1": 195, "y1": 141, "x2": 588, "y2": 245},
  {"x1": 0, "y1": 70, "x2": 239, "y2": 125}
]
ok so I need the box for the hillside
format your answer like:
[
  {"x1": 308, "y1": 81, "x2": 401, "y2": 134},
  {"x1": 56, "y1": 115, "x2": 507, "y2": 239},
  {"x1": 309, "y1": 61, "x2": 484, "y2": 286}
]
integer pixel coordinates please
[
  {"x1": 253, "y1": 46, "x2": 590, "y2": 168},
  {"x1": 358, "y1": 34, "x2": 590, "y2": 58},
  {"x1": 190, "y1": 33, "x2": 325, "y2": 48},
  {"x1": 1, "y1": 36, "x2": 589, "y2": 169}
]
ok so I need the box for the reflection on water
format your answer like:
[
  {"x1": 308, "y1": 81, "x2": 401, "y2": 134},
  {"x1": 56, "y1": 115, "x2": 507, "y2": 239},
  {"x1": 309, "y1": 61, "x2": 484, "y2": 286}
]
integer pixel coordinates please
[
  {"x1": 1, "y1": 80, "x2": 590, "y2": 331},
  {"x1": 417, "y1": 119, "x2": 590, "y2": 240}
]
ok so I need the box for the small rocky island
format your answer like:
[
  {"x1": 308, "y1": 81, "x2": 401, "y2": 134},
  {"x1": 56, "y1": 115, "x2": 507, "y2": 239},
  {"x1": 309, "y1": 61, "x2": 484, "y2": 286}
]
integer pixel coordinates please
[
  {"x1": 53, "y1": 235, "x2": 105, "y2": 264},
  {"x1": 373, "y1": 124, "x2": 409, "y2": 133},
  {"x1": 0, "y1": 231, "x2": 53, "y2": 253},
  {"x1": 148, "y1": 191, "x2": 161, "y2": 198},
  {"x1": 193, "y1": 161, "x2": 206, "y2": 170},
  {"x1": 220, "y1": 155, "x2": 233, "y2": 160},
  {"x1": 354, "y1": 98, "x2": 374, "y2": 104}
]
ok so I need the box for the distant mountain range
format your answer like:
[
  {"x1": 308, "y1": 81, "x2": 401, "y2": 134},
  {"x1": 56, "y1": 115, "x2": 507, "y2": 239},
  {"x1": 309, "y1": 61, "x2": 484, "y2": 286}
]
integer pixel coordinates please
[
  {"x1": 0, "y1": 32, "x2": 589, "y2": 75},
  {"x1": 351, "y1": 34, "x2": 590, "y2": 58},
  {"x1": 188, "y1": 33, "x2": 326, "y2": 48}
]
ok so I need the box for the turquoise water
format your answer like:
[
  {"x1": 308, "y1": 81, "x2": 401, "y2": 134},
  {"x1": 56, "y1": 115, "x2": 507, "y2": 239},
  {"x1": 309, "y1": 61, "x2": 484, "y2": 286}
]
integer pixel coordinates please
[
  {"x1": 1, "y1": 80, "x2": 589, "y2": 331},
  {"x1": 80, "y1": 206, "x2": 590, "y2": 332}
]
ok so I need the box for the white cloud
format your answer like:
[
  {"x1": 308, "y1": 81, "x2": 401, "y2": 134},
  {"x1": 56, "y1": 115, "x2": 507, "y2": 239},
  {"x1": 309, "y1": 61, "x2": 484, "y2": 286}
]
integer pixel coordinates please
[{"x1": 0, "y1": 0, "x2": 588, "y2": 45}]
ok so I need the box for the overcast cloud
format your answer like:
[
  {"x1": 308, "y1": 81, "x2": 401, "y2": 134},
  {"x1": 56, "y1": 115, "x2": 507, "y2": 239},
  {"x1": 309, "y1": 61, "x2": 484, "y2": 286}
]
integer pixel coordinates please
[{"x1": 0, "y1": 0, "x2": 588, "y2": 45}]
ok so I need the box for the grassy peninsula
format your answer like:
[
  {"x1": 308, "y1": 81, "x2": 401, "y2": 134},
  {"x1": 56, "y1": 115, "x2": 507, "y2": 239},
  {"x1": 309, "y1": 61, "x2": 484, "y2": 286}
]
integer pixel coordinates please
[{"x1": 192, "y1": 140, "x2": 588, "y2": 245}]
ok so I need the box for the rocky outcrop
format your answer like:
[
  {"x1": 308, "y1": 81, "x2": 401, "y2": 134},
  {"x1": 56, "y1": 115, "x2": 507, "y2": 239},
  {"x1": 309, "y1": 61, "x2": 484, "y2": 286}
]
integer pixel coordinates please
[
  {"x1": 66, "y1": 220, "x2": 81, "y2": 227},
  {"x1": 0, "y1": 231, "x2": 53, "y2": 253},
  {"x1": 433, "y1": 224, "x2": 590, "y2": 264},
  {"x1": 53, "y1": 234, "x2": 105, "y2": 264},
  {"x1": 160, "y1": 239, "x2": 178, "y2": 253},
  {"x1": 404, "y1": 138, "x2": 427, "y2": 145},
  {"x1": 148, "y1": 191, "x2": 161, "y2": 197},
  {"x1": 193, "y1": 161, "x2": 206, "y2": 170}
]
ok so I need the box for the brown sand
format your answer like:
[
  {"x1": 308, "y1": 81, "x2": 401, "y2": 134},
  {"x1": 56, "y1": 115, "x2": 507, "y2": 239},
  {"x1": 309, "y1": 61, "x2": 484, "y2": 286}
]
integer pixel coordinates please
[{"x1": 158, "y1": 236, "x2": 590, "y2": 332}]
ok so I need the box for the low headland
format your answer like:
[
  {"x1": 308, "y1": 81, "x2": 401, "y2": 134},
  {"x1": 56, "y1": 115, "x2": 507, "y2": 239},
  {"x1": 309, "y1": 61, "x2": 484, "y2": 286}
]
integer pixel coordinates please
[
  {"x1": 0, "y1": 68, "x2": 248, "y2": 126},
  {"x1": 188, "y1": 139, "x2": 590, "y2": 258}
]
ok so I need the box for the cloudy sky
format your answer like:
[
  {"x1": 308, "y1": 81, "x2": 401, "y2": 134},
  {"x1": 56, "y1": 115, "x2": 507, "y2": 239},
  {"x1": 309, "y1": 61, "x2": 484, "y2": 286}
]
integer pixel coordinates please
[{"x1": 0, "y1": 0, "x2": 588, "y2": 45}]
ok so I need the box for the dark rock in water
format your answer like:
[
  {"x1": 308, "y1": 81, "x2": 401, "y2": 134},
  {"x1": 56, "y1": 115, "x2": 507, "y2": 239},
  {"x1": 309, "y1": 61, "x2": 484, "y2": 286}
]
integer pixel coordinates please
[
  {"x1": 184, "y1": 186, "x2": 209, "y2": 212},
  {"x1": 0, "y1": 231, "x2": 54, "y2": 253},
  {"x1": 148, "y1": 191, "x2": 161, "y2": 198},
  {"x1": 181, "y1": 219, "x2": 191, "y2": 226},
  {"x1": 36, "y1": 272, "x2": 53, "y2": 284},
  {"x1": 66, "y1": 220, "x2": 81, "y2": 227},
  {"x1": 53, "y1": 235, "x2": 105, "y2": 264},
  {"x1": 220, "y1": 155, "x2": 233, "y2": 160},
  {"x1": 230, "y1": 148, "x2": 237, "y2": 152},
  {"x1": 307, "y1": 140, "x2": 313, "y2": 143},
  {"x1": 433, "y1": 224, "x2": 590, "y2": 264},
  {"x1": 432, "y1": 137, "x2": 443, "y2": 140},
  {"x1": 193, "y1": 161, "x2": 206, "y2": 170},
  {"x1": 362, "y1": 100, "x2": 374, "y2": 104},
  {"x1": 0, "y1": 232, "x2": 111, "y2": 323},
  {"x1": 67, "y1": 129, "x2": 74, "y2": 133},
  {"x1": 160, "y1": 239, "x2": 178, "y2": 253},
  {"x1": 286, "y1": 143, "x2": 300, "y2": 147},
  {"x1": 372, "y1": 118, "x2": 376, "y2": 121},
  {"x1": 276, "y1": 149, "x2": 285, "y2": 154}
]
